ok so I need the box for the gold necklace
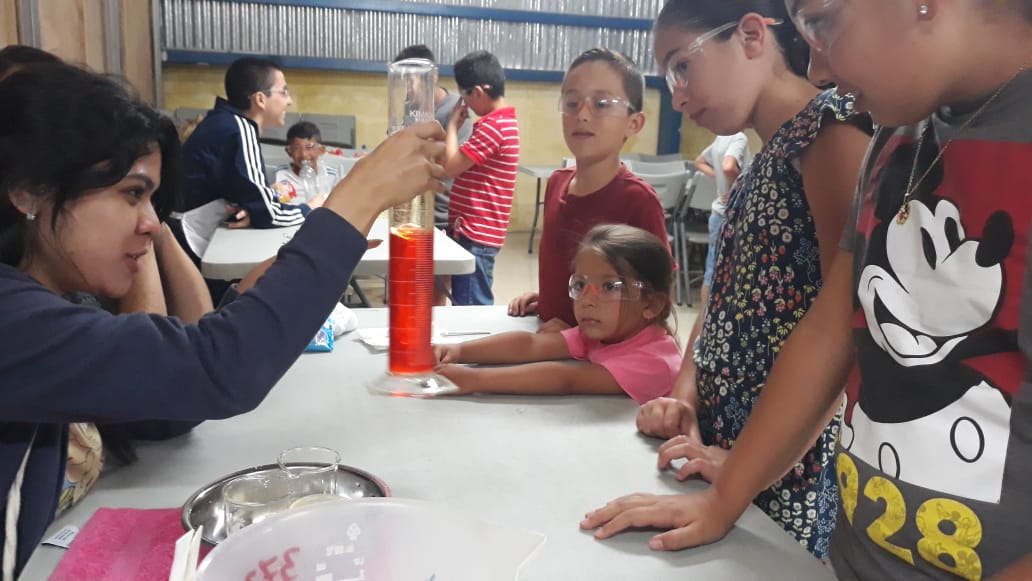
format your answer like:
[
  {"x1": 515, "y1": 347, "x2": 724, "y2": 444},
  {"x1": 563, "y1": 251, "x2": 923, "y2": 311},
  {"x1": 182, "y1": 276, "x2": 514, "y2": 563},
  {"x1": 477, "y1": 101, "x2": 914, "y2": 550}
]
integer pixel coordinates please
[{"x1": 897, "y1": 56, "x2": 1031, "y2": 224}]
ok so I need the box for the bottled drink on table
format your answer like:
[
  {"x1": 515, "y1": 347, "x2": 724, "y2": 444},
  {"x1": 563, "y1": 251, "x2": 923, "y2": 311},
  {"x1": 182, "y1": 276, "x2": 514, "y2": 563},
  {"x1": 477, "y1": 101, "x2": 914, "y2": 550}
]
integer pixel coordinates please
[{"x1": 299, "y1": 159, "x2": 317, "y2": 203}]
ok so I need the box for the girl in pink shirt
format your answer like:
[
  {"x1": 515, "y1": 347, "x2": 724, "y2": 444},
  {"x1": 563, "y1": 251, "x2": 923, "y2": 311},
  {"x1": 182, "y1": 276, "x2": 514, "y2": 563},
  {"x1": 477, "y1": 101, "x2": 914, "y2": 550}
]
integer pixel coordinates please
[{"x1": 435, "y1": 224, "x2": 681, "y2": 403}]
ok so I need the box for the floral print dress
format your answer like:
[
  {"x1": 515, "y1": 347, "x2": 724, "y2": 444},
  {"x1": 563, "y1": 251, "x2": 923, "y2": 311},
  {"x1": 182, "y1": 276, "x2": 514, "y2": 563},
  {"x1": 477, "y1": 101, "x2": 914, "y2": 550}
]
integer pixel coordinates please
[{"x1": 694, "y1": 89, "x2": 865, "y2": 559}]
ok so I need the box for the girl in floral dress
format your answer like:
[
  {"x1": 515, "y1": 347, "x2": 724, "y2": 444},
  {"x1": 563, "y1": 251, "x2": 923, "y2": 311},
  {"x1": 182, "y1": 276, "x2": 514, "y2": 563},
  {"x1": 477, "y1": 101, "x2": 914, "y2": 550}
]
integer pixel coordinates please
[{"x1": 615, "y1": 0, "x2": 872, "y2": 559}]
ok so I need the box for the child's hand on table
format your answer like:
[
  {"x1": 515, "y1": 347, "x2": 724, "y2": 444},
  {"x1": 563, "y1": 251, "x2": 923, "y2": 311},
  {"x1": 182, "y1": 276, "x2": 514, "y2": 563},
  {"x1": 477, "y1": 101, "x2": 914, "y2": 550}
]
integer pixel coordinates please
[
  {"x1": 636, "y1": 397, "x2": 701, "y2": 441},
  {"x1": 433, "y1": 343, "x2": 462, "y2": 365},
  {"x1": 507, "y1": 292, "x2": 539, "y2": 317},
  {"x1": 435, "y1": 363, "x2": 476, "y2": 395}
]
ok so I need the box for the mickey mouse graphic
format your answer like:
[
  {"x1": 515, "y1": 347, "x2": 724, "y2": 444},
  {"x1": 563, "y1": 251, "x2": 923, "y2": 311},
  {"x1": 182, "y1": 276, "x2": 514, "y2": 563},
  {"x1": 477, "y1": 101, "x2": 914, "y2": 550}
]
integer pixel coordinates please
[{"x1": 842, "y1": 133, "x2": 1022, "y2": 504}]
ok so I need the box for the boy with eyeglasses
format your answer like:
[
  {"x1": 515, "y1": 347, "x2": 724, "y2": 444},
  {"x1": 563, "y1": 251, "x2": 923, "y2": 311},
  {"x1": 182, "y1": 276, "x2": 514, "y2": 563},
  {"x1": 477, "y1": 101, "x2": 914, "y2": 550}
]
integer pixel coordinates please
[
  {"x1": 443, "y1": 50, "x2": 520, "y2": 306},
  {"x1": 508, "y1": 49, "x2": 670, "y2": 332},
  {"x1": 273, "y1": 121, "x2": 339, "y2": 204}
]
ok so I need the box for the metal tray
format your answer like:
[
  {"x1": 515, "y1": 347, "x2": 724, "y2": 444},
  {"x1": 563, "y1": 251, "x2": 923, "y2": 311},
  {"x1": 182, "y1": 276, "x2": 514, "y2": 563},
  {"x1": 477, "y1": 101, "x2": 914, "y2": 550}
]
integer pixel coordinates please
[{"x1": 181, "y1": 463, "x2": 391, "y2": 545}]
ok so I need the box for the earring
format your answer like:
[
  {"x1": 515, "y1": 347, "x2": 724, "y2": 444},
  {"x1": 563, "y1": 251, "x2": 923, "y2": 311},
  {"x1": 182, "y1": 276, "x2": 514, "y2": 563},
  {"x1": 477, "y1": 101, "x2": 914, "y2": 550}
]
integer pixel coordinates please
[
  {"x1": 918, "y1": 4, "x2": 930, "y2": 16},
  {"x1": 26, "y1": 212, "x2": 36, "y2": 222}
]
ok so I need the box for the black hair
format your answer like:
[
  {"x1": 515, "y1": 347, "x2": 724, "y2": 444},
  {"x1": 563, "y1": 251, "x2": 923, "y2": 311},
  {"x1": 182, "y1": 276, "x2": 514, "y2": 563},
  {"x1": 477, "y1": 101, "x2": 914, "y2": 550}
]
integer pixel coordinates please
[
  {"x1": 1013, "y1": 0, "x2": 1032, "y2": 20},
  {"x1": 577, "y1": 224, "x2": 675, "y2": 335},
  {"x1": 224, "y1": 56, "x2": 283, "y2": 110},
  {"x1": 286, "y1": 120, "x2": 322, "y2": 142},
  {"x1": 454, "y1": 50, "x2": 505, "y2": 99},
  {"x1": 655, "y1": 0, "x2": 810, "y2": 78},
  {"x1": 0, "y1": 63, "x2": 182, "y2": 267},
  {"x1": 567, "y1": 48, "x2": 645, "y2": 113},
  {"x1": 0, "y1": 45, "x2": 62, "y2": 81},
  {"x1": 394, "y1": 45, "x2": 436, "y2": 63}
]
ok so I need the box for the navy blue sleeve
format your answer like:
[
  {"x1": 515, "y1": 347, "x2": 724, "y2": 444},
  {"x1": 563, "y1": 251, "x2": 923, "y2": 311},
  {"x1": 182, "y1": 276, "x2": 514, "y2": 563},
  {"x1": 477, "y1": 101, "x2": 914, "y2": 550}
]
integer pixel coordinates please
[
  {"x1": 0, "y1": 209, "x2": 364, "y2": 423},
  {"x1": 223, "y1": 115, "x2": 309, "y2": 228},
  {"x1": 99, "y1": 420, "x2": 200, "y2": 441},
  {"x1": 61, "y1": 296, "x2": 203, "y2": 441}
]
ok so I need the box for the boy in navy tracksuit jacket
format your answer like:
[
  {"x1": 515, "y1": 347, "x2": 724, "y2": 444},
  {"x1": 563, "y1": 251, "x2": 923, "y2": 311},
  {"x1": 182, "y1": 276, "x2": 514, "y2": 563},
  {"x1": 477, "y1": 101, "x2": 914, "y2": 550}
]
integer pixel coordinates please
[{"x1": 178, "y1": 58, "x2": 323, "y2": 260}]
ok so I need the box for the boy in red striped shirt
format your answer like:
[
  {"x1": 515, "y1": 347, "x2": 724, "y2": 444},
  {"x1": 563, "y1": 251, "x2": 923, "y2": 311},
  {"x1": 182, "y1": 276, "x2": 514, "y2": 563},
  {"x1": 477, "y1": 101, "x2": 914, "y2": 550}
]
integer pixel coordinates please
[{"x1": 443, "y1": 50, "x2": 520, "y2": 305}]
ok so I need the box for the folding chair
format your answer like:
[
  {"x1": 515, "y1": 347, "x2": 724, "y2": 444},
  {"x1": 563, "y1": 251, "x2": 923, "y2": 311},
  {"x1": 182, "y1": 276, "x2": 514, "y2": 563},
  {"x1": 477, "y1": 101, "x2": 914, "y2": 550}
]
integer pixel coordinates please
[
  {"x1": 676, "y1": 173, "x2": 718, "y2": 307},
  {"x1": 631, "y1": 167, "x2": 691, "y2": 305}
]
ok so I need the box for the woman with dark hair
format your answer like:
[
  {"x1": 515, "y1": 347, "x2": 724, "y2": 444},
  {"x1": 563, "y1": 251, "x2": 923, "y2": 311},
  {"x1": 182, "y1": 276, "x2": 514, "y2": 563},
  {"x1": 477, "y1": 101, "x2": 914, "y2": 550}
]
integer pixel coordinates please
[
  {"x1": 0, "y1": 45, "x2": 221, "y2": 516},
  {"x1": 0, "y1": 44, "x2": 61, "y2": 81},
  {"x1": 0, "y1": 62, "x2": 445, "y2": 577},
  {"x1": 584, "y1": 0, "x2": 872, "y2": 558}
]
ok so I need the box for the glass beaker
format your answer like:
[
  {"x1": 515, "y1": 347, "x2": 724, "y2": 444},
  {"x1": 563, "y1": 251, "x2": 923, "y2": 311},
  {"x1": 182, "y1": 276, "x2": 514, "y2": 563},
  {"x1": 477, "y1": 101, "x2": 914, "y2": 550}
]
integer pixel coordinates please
[
  {"x1": 223, "y1": 472, "x2": 292, "y2": 536},
  {"x1": 368, "y1": 58, "x2": 458, "y2": 397},
  {"x1": 277, "y1": 445, "x2": 340, "y2": 501}
]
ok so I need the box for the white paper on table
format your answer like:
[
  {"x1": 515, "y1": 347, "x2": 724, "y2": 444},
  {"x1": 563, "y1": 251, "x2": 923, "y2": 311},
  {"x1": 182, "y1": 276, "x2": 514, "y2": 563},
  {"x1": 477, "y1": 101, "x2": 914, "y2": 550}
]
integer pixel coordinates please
[
  {"x1": 356, "y1": 327, "x2": 490, "y2": 351},
  {"x1": 42, "y1": 525, "x2": 79, "y2": 549},
  {"x1": 168, "y1": 525, "x2": 203, "y2": 581}
]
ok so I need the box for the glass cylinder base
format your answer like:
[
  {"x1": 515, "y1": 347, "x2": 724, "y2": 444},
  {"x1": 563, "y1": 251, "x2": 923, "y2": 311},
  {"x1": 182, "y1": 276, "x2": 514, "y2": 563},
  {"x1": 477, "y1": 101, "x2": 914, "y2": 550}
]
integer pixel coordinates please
[{"x1": 367, "y1": 371, "x2": 459, "y2": 397}]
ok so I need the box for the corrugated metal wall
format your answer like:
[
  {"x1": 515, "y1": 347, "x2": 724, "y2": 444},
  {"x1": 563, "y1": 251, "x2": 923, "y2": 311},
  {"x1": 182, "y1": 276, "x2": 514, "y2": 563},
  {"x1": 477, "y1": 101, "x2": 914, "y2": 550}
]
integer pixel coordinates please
[
  {"x1": 418, "y1": 0, "x2": 664, "y2": 18},
  {"x1": 160, "y1": 0, "x2": 663, "y2": 74}
]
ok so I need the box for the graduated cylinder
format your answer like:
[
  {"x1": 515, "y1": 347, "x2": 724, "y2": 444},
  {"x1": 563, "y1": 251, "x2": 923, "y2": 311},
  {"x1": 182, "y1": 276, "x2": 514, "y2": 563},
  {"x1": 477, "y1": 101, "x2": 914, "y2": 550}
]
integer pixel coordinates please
[
  {"x1": 371, "y1": 57, "x2": 456, "y2": 396},
  {"x1": 387, "y1": 58, "x2": 436, "y2": 375}
]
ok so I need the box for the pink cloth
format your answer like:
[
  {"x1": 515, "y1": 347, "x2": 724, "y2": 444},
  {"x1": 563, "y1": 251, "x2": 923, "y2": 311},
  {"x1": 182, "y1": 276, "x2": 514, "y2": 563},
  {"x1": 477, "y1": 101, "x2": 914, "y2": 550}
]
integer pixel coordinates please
[
  {"x1": 561, "y1": 325, "x2": 682, "y2": 403},
  {"x1": 49, "y1": 507, "x2": 210, "y2": 581}
]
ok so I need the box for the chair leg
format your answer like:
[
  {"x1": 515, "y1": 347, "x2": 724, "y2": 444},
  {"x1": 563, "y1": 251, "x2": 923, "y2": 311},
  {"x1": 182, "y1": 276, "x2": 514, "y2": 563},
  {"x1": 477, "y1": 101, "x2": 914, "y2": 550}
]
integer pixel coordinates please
[
  {"x1": 673, "y1": 222, "x2": 684, "y2": 306},
  {"x1": 346, "y1": 277, "x2": 371, "y2": 308},
  {"x1": 528, "y1": 179, "x2": 543, "y2": 254},
  {"x1": 681, "y1": 227, "x2": 693, "y2": 308}
]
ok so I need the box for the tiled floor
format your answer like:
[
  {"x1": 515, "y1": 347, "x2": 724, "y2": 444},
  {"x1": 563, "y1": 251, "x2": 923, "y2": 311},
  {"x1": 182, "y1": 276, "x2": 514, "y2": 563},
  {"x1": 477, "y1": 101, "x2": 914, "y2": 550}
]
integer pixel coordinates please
[{"x1": 353, "y1": 231, "x2": 701, "y2": 347}]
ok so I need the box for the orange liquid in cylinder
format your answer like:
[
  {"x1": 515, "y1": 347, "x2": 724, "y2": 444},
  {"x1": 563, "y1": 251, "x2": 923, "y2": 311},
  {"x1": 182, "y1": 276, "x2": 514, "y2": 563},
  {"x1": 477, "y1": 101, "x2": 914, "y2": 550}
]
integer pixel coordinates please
[{"x1": 388, "y1": 225, "x2": 435, "y2": 374}]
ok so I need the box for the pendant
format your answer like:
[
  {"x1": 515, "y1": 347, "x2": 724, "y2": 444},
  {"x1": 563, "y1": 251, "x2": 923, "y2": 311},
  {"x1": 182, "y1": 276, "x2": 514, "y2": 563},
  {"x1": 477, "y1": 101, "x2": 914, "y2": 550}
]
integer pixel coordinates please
[{"x1": 896, "y1": 202, "x2": 910, "y2": 225}]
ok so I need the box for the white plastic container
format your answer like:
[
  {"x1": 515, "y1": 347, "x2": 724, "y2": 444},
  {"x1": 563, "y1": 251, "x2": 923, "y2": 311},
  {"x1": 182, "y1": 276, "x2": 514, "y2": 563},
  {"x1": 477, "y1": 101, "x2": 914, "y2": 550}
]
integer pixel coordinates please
[{"x1": 196, "y1": 498, "x2": 545, "y2": 581}]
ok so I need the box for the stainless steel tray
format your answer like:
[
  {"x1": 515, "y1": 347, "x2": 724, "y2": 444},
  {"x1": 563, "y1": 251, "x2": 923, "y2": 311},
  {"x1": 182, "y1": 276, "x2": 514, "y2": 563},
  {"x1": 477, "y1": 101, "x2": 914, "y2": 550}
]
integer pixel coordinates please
[{"x1": 181, "y1": 463, "x2": 391, "y2": 545}]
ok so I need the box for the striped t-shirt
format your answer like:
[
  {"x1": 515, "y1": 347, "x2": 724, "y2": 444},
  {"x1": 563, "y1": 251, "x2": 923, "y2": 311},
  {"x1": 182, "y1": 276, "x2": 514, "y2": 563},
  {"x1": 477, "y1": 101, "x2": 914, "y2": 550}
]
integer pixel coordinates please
[{"x1": 448, "y1": 106, "x2": 520, "y2": 248}]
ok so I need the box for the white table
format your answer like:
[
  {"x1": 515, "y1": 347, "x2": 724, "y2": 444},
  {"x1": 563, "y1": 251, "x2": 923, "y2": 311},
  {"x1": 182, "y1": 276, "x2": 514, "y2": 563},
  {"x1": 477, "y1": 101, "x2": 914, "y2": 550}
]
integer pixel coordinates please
[
  {"x1": 23, "y1": 307, "x2": 833, "y2": 580},
  {"x1": 517, "y1": 165, "x2": 560, "y2": 254},
  {"x1": 201, "y1": 219, "x2": 475, "y2": 280}
]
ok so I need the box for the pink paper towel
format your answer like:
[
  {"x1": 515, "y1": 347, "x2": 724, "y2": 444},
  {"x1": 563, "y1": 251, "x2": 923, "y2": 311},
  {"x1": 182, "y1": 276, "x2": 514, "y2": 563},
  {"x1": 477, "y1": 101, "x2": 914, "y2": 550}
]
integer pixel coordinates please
[{"x1": 49, "y1": 507, "x2": 211, "y2": 581}]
